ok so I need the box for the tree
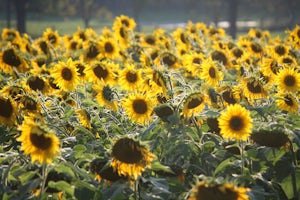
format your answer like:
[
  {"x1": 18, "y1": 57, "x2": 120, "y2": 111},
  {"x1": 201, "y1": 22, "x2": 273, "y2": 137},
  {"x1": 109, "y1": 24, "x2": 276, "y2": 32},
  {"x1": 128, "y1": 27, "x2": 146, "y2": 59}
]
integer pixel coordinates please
[
  {"x1": 13, "y1": 0, "x2": 28, "y2": 33},
  {"x1": 228, "y1": 0, "x2": 238, "y2": 39}
]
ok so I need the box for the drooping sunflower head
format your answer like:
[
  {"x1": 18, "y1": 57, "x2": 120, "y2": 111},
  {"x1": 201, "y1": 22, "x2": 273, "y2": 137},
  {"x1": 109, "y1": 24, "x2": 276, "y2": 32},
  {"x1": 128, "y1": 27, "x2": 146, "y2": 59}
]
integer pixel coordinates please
[
  {"x1": 0, "y1": 95, "x2": 17, "y2": 127},
  {"x1": 218, "y1": 104, "x2": 253, "y2": 141},
  {"x1": 0, "y1": 84, "x2": 25, "y2": 101},
  {"x1": 251, "y1": 128, "x2": 290, "y2": 148},
  {"x1": 275, "y1": 67, "x2": 300, "y2": 93},
  {"x1": 90, "y1": 158, "x2": 126, "y2": 183},
  {"x1": 153, "y1": 103, "x2": 175, "y2": 122},
  {"x1": 43, "y1": 28, "x2": 60, "y2": 47},
  {"x1": 111, "y1": 137, "x2": 155, "y2": 180},
  {"x1": 140, "y1": 48, "x2": 160, "y2": 67},
  {"x1": 17, "y1": 116, "x2": 60, "y2": 164},
  {"x1": 210, "y1": 49, "x2": 230, "y2": 68},
  {"x1": 157, "y1": 51, "x2": 180, "y2": 69},
  {"x1": 240, "y1": 77, "x2": 268, "y2": 102},
  {"x1": 73, "y1": 60, "x2": 88, "y2": 83},
  {"x1": 275, "y1": 92, "x2": 299, "y2": 114},
  {"x1": 75, "y1": 109, "x2": 92, "y2": 129},
  {"x1": 19, "y1": 94, "x2": 40, "y2": 114},
  {"x1": 182, "y1": 92, "x2": 206, "y2": 118},
  {"x1": 82, "y1": 40, "x2": 101, "y2": 62},
  {"x1": 93, "y1": 80, "x2": 118, "y2": 111},
  {"x1": 26, "y1": 75, "x2": 49, "y2": 94},
  {"x1": 51, "y1": 58, "x2": 80, "y2": 92},
  {"x1": 0, "y1": 46, "x2": 27, "y2": 74},
  {"x1": 122, "y1": 93, "x2": 156, "y2": 125},
  {"x1": 188, "y1": 181, "x2": 250, "y2": 200}
]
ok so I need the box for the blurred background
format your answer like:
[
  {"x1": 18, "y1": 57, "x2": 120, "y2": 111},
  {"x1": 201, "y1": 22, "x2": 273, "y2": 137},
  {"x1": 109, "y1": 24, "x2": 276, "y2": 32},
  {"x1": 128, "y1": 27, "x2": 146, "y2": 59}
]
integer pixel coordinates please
[{"x1": 1, "y1": 0, "x2": 300, "y2": 38}]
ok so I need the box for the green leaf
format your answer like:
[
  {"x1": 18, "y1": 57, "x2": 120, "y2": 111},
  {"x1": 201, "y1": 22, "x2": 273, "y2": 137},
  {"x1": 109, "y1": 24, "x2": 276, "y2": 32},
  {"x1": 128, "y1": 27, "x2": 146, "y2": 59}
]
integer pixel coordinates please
[
  {"x1": 214, "y1": 157, "x2": 239, "y2": 176},
  {"x1": 151, "y1": 160, "x2": 173, "y2": 174},
  {"x1": 19, "y1": 171, "x2": 38, "y2": 184},
  {"x1": 48, "y1": 180, "x2": 74, "y2": 196},
  {"x1": 280, "y1": 169, "x2": 300, "y2": 199}
]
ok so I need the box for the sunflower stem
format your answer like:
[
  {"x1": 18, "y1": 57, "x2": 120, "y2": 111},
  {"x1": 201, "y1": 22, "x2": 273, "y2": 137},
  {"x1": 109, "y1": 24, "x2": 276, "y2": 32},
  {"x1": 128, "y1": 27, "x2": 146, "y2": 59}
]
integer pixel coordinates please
[
  {"x1": 239, "y1": 140, "x2": 245, "y2": 175},
  {"x1": 289, "y1": 140, "x2": 299, "y2": 200},
  {"x1": 39, "y1": 163, "x2": 48, "y2": 199}
]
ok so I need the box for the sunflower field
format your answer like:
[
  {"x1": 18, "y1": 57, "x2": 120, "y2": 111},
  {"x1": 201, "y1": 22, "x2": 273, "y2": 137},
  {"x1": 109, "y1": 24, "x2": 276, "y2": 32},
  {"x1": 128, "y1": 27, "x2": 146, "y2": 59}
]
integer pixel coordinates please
[{"x1": 0, "y1": 15, "x2": 300, "y2": 200}]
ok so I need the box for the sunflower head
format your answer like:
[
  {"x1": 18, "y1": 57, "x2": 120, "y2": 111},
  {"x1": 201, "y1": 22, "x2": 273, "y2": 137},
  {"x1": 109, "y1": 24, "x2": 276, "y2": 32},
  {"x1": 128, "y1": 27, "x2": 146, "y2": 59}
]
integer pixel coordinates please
[
  {"x1": 182, "y1": 93, "x2": 206, "y2": 118},
  {"x1": 17, "y1": 116, "x2": 60, "y2": 164},
  {"x1": 0, "y1": 95, "x2": 17, "y2": 127},
  {"x1": 251, "y1": 127, "x2": 290, "y2": 148},
  {"x1": 111, "y1": 137, "x2": 155, "y2": 180},
  {"x1": 275, "y1": 67, "x2": 300, "y2": 93},
  {"x1": 0, "y1": 46, "x2": 27, "y2": 74},
  {"x1": 218, "y1": 104, "x2": 253, "y2": 141},
  {"x1": 154, "y1": 103, "x2": 175, "y2": 122},
  {"x1": 189, "y1": 181, "x2": 250, "y2": 200}
]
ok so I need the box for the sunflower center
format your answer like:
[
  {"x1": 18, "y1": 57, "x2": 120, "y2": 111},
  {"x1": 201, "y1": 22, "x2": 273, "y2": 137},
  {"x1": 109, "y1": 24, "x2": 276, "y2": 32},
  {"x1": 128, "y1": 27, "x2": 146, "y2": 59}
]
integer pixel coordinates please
[
  {"x1": 30, "y1": 132, "x2": 52, "y2": 150},
  {"x1": 22, "y1": 97, "x2": 37, "y2": 111},
  {"x1": 36, "y1": 59, "x2": 46, "y2": 67},
  {"x1": 209, "y1": 67, "x2": 216, "y2": 78},
  {"x1": 0, "y1": 98, "x2": 13, "y2": 118},
  {"x1": 251, "y1": 42, "x2": 262, "y2": 53},
  {"x1": 39, "y1": 41, "x2": 49, "y2": 54},
  {"x1": 284, "y1": 75, "x2": 296, "y2": 87},
  {"x1": 121, "y1": 19, "x2": 130, "y2": 27},
  {"x1": 3, "y1": 49, "x2": 21, "y2": 67},
  {"x1": 211, "y1": 50, "x2": 227, "y2": 66},
  {"x1": 70, "y1": 41, "x2": 78, "y2": 50},
  {"x1": 76, "y1": 64, "x2": 85, "y2": 76},
  {"x1": 229, "y1": 116, "x2": 244, "y2": 131},
  {"x1": 48, "y1": 34, "x2": 57, "y2": 44},
  {"x1": 145, "y1": 36, "x2": 155, "y2": 45},
  {"x1": 86, "y1": 45, "x2": 99, "y2": 59},
  {"x1": 79, "y1": 32, "x2": 86, "y2": 40},
  {"x1": 232, "y1": 48, "x2": 243, "y2": 58},
  {"x1": 93, "y1": 64, "x2": 108, "y2": 80},
  {"x1": 133, "y1": 99, "x2": 148, "y2": 114},
  {"x1": 104, "y1": 42, "x2": 114, "y2": 53},
  {"x1": 282, "y1": 57, "x2": 293, "y2": 64},
  {"x1": 222, "y1": 91, "x2": 236, "y2": 104},
  {"x1": 187, "y1": 97, "x2": 202, "y2": 109},
  {"x1": 284, "y1": 96, "x2": 294, "y2": 106},
  {"x1": 27, "y1": 76, "x2": 45, "y2": 91},
  {"x1": 49, "y1": 77, "x2": 60, "y2": 89},
  {"x1": 162, "y1": 54, "x2": 176, "y2": 67},
  {"x1": 112, "y1": 138, "x2": 143, "y2": 164},
  {"x1": 150, "y1": 51, "x2": 158, "y2": 60},
  {"x1": 180, "y1": 33, "x2": 188, "y2": 44},
  {"x1": 102, "y1": 86, "x2": 114, "y2": 101},
  {"x1": 247, "y1": 81, "x2": 262, "y2": 93},
  {"x1": 119, "y1": 27, "x2": 127, "y2": 39},
  {"x1": 193, "y1": 57, "x2": 201, "y2": 65},
  {"x1": 275, "y1": 45, "x2": 286, "y2": 56},
  {"x1": 61, "y1": 68, "x2": 73, "y2": 81},
  {"x1": 126, "y1": 71, "x2": 137, "y2": 83}
]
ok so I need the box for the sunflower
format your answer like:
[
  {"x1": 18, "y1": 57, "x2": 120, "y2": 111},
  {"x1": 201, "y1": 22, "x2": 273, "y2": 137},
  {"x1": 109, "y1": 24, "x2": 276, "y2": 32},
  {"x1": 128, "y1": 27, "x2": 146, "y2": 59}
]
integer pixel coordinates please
[
  {"x1": 110, "y1": 137, "x2": 155, "y2": 180},
  {"x1": 218, "y1": 104, "x2": 253, "y2": 141},
  {"x1": 139, "y1": 48, "x2": 160, "y2": 67},
  {"x1": 26, "y1": 75, "x2": 49, "y2": 94},
  {"x1": 182, "y1": 52, "x2": 204, "y2": 77},
  {"x1": 99, "y1": 36, "x2": 119, "y2": 59},
  {"x1": 19, "y1": 95, "x2": 41, "y2": 114},
  {"x1": 113, "y1": 15, "x2": 136, "y2": 30},
  {"x1": 73, "y1": 60, "x2": 88, "y2": 83},
  {"x1": 240, "y1": 77, "x2": 268, "y2": 102},
  {"x1": 122, "y1": 93, "x2": 156, "y2": 125},
  {"x1": 0, "y1": 46, "x2": 27, "y2": 74},
  {"x1": 113, "y1": 24, "x2": 130, "y2": 49},
  {"x1": 275, "y1": 67, "x2": 300, "y2": 93},
  {"x1": 0, "y1": 84, "x2": 25, "y2": 101},
  {"x1": 90, "y1": 158, "x2": 126, "y2": 183},
  {"x1": 210, "y1": 49, "x2": 231, "y2": 68},
  {"x1": 182, "y1": 92, "x2": 206, "y2": 118},
  {"x1": 140, "y1": 34, "x2": 157, "y2": 47},
  {"x1": 85, "y1": 60, "x2": 116, "y2": 85},
  {"x1": 275, "y1": 92, "x2": 299, "y2": 114},
  {"x1": 278, "y1": 55, "x2": 297, "y2": 68},
  {"x1": 220, "y1": 86, "x2": 239, "y2": 106},
  {"x1": 248, "y1": 41, "x2": 264, "y2": 57},
  {"x1": 268, "y1": 43, "x2": 289, "y2": 58},
  {"x1": 173, "y1": 28, "x2": 190, "y2": 47},
  {"x1": 1, "y1": 28, "x2": 21, "y2": 42},
  {"x1": 251, "y1": 129, "x2": 290, "y2": 148},
  {"x1": 118, "y1": 63, "x2": 143, "y2": 91},
  {"x1": 200, "y1": 58, "x2": 223, "y2": 86},
  {"x1": 51, "y1": 58, "x2": 80, "y2": 92},
  {"x1": 34, "y1": 38, "x2": 51, "y2": 56},
  {"x1": 149, "y1": 69, "x2": 168, "y2": 96},
  {"x1": 93, "y1": 80, "x2": 118, "y2": 111},
  {"x1": 156, "y1": 51, "x2": 180, "y2": 69},
  {"x1": 75, "y1": 109, "x2": 92, "y2": 129},
  {"x1": 188, "y1": 181, "x2": 250, "y2": 200},
  {"x1": 81, "y1": 40, "x2": 101, "y2": 62},
  {"x1": 43, "y1": 28, "x2": 60, "y2": 47},
  {"x1": 0, "y1": 95, "x2": 17, "y2": 127},
  {"x1": 17, "y1": 116, "x2": 60, "y2": 164}
]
